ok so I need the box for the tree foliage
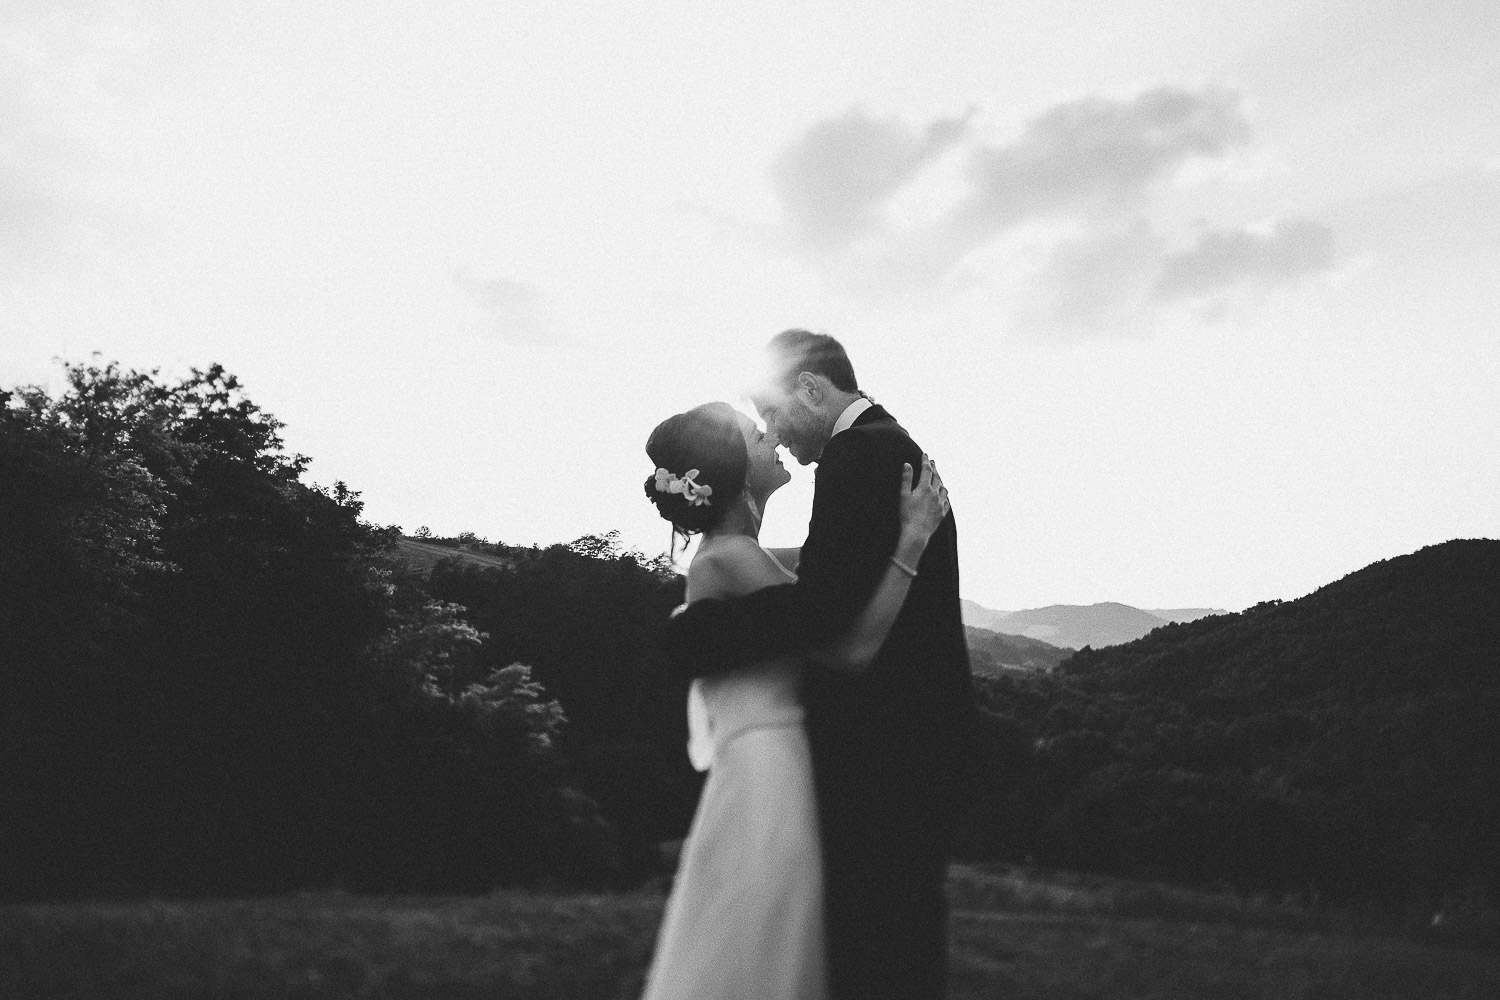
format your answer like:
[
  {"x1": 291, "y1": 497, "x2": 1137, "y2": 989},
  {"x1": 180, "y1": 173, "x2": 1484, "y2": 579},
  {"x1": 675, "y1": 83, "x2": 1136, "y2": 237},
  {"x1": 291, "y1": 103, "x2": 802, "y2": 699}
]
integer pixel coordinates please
[
  {"x1": 961, "y1": 540, "x2": 1500, "y2": 915},
  {"x1": 419, "y1": 529, "x2": 700, "y2": 870},
  {"x1": 0, "y1": 361, "x2": 600, "y2": 900}
]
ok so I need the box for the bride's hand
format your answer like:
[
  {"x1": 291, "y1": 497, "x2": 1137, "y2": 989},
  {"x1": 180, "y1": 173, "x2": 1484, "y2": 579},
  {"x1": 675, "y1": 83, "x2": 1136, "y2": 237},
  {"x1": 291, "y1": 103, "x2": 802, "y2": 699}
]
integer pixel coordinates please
[{"x1": 898, "y1": 454, "x2": 950, "y2": 546}]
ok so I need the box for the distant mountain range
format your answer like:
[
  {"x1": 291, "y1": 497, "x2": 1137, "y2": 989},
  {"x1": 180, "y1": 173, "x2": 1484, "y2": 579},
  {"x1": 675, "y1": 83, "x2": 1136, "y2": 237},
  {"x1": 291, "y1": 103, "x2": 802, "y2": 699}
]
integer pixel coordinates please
[
  {"x1": 401, "y1": 537, "x2": 1228, "y2": 657},
  {"x1": 961, "y1": 599, "x2": 1227, "y2": 650}
]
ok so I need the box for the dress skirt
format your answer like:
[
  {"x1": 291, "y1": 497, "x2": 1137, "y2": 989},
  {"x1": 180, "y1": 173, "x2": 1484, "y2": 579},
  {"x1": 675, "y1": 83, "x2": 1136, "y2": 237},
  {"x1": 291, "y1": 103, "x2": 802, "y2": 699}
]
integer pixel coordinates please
[{"x1": 641, "y1": 719, "x2": 826, "y2": 1000}]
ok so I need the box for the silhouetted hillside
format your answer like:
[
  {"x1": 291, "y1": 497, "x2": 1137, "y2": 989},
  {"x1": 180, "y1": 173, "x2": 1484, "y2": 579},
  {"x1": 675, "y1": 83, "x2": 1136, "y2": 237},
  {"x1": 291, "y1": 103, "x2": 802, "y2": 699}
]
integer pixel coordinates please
[
  {"x1": 1145, "y1": 608, "x2": 1226, "y2": 624},
  {"x1": 1060, "y1": 539, "x2": 1500, "y2": 704},
  {"x1": 983, "y1": 538, "x2": 1500, "y2": 909},
  {"x1": 966, "y1": 626, "x2": 1070, "y2": 675}
]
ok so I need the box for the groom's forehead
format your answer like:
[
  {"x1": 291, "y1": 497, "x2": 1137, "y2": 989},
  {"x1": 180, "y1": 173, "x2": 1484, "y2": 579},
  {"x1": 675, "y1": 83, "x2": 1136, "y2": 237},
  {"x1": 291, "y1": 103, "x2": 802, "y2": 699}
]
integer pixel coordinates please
[
  {"x1": 750, "y1": 350, "x2": 794, "y2": 398},
  {"x1": 745, "y1": 389, "x2": 781, "y2": 417},
  {"x1": 730, "y1": 399, "x2": 765, "y2": 428}
]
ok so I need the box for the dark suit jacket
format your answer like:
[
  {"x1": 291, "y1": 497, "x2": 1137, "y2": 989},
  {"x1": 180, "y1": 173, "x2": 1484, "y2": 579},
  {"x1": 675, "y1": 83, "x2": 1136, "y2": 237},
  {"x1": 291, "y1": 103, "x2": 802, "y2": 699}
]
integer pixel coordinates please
[{"x1": 663, "y1": 404, "x2": 978, "y2": 824}]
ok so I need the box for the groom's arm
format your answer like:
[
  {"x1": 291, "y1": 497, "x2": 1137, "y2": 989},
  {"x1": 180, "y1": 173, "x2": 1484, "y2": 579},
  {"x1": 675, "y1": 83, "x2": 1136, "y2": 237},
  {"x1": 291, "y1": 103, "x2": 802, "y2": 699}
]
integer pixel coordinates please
[{"x1": 661, "y1": 433, "x2": 898, "y2": 677}]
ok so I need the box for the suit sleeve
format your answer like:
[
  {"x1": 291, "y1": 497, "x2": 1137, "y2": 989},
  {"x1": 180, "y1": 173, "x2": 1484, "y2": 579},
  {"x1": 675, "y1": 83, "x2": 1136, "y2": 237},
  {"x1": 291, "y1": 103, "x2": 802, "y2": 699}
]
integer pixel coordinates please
[{"x1": 660, "y1": 433, "x2": 901, "y2": 678}]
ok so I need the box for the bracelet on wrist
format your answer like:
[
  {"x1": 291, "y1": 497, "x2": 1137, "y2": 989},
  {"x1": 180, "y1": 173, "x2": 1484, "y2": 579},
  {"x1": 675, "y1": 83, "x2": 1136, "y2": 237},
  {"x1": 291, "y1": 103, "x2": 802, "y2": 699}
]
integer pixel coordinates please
[{"x1": 889, "y1": 554, "x2": 918, "y2": 579}]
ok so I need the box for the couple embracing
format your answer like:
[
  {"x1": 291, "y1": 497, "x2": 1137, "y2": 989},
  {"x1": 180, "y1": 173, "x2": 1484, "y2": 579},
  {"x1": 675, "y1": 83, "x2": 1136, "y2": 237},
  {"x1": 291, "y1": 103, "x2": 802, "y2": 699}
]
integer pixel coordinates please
[{"x1": 640, "y1": 330, "x2": 979, "y2": 1000}]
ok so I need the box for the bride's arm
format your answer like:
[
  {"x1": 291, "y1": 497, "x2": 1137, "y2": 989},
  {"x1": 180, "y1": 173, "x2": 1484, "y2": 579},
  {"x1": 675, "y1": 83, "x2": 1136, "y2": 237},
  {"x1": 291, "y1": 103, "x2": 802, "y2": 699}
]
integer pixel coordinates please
[{"x1": 807, "y1": 458, "x2": 948, "y2": 674}]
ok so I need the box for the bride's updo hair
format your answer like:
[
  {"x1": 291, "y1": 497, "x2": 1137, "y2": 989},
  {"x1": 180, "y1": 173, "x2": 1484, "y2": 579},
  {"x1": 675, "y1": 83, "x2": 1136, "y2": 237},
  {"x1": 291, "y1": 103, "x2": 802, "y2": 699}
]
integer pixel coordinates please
[{"x1": 644, "y1": 401, "x2": 747, "y2": 536}]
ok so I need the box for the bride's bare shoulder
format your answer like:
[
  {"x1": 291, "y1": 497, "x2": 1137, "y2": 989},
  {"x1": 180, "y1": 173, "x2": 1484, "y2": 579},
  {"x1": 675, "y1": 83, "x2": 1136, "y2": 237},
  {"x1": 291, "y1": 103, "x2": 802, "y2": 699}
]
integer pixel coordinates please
[{"x1": 686, "y1": 535, "x2": 786, "y2": 602}]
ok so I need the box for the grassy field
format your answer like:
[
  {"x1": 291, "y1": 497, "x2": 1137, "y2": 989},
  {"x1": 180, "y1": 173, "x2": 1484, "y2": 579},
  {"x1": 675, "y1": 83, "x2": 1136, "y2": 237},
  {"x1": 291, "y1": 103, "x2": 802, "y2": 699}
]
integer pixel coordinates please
[
  {"x1": 4, "y1": 868, "x2": 1497, "y2": 999},
  {"x1": 393, "y1": 538, "x2": 518, "y2": 576}
]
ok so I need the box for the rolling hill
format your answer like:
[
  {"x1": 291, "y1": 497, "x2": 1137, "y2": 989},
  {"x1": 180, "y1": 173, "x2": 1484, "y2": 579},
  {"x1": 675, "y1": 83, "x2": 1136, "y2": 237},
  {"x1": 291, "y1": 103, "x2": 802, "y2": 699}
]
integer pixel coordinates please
[
  {"x1": 1060, "y1": 538, "x2": 1500, "y2": 702},
  {"x1": 395, "y1": 537, "x2": 519, "y2": 575},
  {"x1": 962, "y1": 600, "x2": 1229, "y2": 650},
  {"x1": 965, "y1": 626, "x2": 1071, "y2": 675},
  {"x1": 1029, "y1": 538, "x2": 1500, "y2": 904},
  {"x1": 1144, "y1": 608, "x2": 1224, "y2": 624}
]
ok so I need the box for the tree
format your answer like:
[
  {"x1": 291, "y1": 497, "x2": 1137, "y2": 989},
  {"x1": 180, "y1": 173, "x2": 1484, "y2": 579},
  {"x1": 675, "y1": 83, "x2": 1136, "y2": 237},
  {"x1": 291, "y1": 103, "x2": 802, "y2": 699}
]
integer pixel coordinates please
[{"x1": 1, "y1": 360, "x2": 600, "y2": 900}]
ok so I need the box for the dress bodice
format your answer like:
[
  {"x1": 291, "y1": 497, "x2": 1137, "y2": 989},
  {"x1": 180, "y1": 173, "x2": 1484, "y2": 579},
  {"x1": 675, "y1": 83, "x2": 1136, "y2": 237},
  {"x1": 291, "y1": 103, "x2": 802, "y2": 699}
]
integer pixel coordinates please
[
  {"x1": 684, "y1": 540, "x2": 803, "y2": 771},
  {"x1": 688, "y1": 661, "x2": 804, "y2": 771}
]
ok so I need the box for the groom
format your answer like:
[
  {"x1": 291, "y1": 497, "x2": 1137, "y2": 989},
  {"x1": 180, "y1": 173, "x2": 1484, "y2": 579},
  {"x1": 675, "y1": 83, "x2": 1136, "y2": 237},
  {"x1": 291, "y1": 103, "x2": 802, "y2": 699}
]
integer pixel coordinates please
[{"x1": 664, "y1": 329, "x2": 978, "y2": 999}]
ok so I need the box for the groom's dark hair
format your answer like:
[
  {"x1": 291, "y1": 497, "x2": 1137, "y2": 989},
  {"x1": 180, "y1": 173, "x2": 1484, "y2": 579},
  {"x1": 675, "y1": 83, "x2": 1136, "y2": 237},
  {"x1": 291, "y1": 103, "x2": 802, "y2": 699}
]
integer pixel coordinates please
[{"x1": 767, "y1": 329, "x2": 859, "y2": 393}]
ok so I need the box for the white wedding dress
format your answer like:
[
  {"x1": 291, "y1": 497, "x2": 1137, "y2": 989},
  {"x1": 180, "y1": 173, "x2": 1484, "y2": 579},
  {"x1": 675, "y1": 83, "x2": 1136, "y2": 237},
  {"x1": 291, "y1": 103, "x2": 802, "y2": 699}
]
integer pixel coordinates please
[{"x1": 641, "y1": 560, "x2": 825, "y2": 1000}]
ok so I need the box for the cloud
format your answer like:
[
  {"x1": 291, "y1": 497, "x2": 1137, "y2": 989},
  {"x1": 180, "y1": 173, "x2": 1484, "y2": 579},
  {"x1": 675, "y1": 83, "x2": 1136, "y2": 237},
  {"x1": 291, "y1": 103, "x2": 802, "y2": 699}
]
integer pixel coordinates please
[
  {"x1": 452, "y1": 271, "x2": 556, "y2": 343},
  {"x1": 770, "y1": 106, "x2": 972, "y2": 252},
  {"x1": 770, "y1": 88, "x2": 1256, "y2": 295},
  {"x1": 1011, "y1": 215, "x2": 1336, "y2": 337},
  {"x1": 1153, "y1": 218, "x2": 1336, "y2": 300},
  {"x1": 1029, "y1": 219, "x2": 1168, "y2": 334},
  {"x1": 767, "y1": 88, "x2": 1337, "y2": 334},
  {"x1": 954, "y1": 86, "x2": 1251, "y2": 236},
  {"x1": 917, "y1": 86, "x2": 1254, "y2": 283}
]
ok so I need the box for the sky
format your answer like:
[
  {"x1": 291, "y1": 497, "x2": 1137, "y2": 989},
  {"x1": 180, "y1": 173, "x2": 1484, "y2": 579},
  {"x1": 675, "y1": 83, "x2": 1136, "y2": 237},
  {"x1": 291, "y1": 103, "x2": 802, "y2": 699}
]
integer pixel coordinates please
[{"x1": 3, "y1": 0, "x2": 1497, "y2": 613}]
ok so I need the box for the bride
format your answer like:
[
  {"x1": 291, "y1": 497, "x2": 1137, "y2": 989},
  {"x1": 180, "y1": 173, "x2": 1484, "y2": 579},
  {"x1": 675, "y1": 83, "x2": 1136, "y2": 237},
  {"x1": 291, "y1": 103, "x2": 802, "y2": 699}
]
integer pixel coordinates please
[{"x1": 639, "y1": 401, "x2": 948, "y2": 1000}]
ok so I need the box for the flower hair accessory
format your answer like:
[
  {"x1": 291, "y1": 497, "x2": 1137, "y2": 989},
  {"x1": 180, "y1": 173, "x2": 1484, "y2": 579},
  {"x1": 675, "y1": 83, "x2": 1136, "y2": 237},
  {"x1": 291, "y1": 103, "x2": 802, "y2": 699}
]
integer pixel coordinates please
[{"x1": 654, "y1": 467, "x2": 714, "y2": 506}]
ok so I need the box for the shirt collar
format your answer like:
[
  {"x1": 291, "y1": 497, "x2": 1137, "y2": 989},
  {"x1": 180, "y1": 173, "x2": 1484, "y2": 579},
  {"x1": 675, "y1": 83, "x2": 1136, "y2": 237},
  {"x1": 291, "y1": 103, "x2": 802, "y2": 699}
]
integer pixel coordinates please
[{"x1": 830, "y1": 395, "x2": 874, "y2": 438}]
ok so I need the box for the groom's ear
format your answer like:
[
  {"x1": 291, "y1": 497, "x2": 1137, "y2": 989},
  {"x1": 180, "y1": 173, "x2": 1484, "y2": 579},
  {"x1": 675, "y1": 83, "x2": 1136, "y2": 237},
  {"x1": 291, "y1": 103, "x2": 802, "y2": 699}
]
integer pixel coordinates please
[{"x1": 796, "y1": 371, "x2": 821, "y2": 403}]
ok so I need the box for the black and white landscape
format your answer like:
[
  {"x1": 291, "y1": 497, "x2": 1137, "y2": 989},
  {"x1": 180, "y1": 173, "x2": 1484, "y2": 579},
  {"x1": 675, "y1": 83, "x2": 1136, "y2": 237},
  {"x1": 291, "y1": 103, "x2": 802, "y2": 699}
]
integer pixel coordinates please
[{"x1": 5, "y1": 1, "x2": 1499, "y2": 996}]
